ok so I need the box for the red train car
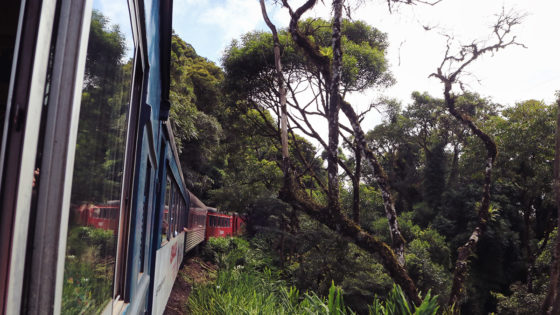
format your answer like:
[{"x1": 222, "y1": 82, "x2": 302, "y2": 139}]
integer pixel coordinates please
[
  {"x1": 205, "y1": 208, "x2": 245, "y2": 240},
  {"x1": 231, "y1": 212, "x2": 245, "y2": 235},
  {"x1": 184, "y1": 192, "x2": 208, "y2": 252},
  {"x1": 75, "y1": 202, "x2": 120, "y2": 232}
]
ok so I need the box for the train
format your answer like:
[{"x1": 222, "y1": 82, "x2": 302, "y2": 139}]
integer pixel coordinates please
[
  {"x1": 0, "y1": 0, "x2": 242, "y2": 314},
  {"x1": 76, "y1": 202, "x2": 245, "y2": 240}
]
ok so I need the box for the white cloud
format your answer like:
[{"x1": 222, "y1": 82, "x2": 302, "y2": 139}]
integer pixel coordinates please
[{"x1": 199, "y1": 0, "x2": 262, "y2": 40}]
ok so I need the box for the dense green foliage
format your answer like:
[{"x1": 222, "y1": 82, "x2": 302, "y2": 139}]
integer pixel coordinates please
[
  {"x1": 189, "y1": 237, "x2": 440, "y2": 315},
  {"x1": 63, "y1": 11, "x2": 128, "y2": 314},
  {"x1": 62, "y1": 227, "x2": 115, "y2": 314},
  {"x1": 72, "y1": 10, "x2": 131, "y2": 203},
  {"x1": 170, "y1": 14, "x2": 559, "y2": 312}
]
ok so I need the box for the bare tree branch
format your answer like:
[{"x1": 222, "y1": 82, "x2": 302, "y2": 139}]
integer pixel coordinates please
[{"x1": 428, "y1": 8, "x2": 525, "y2": 308}]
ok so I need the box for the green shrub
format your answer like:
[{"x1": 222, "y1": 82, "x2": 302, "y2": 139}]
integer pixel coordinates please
[
  {"x1": 189, "y1": 236, "x2": 444, "y2": 315},
  {"x1": 369, "y1": 285, "x2": 439, "y2": 315}
]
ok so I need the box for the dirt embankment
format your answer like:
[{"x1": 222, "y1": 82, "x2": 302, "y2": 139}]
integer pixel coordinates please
[{"x1": 164, "y1": 257, "x2": 217, "y2": 315}]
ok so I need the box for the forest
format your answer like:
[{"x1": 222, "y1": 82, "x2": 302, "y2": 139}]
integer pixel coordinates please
[{"x1": 168, "y1": 0, "x2": 560, "y2": 314}]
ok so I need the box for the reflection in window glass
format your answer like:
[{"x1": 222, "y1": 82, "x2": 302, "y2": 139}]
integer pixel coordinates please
[
  {"x1": 62, "y1": 7, "x2": 133, "y2": 314},
  {"x1": 162, "y1": 178, "x2": 170, "y2": 245},
  {"x1": 140, "y1": 163, "x2": 151, "y2": 273},
  {"x1": 170, "y1": 184, "x2": 175, "y2": 237}
]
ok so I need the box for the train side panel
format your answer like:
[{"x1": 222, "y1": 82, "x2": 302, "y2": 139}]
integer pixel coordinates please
[
  {"x1": 185, "y1": 193, "x2": 208, "y2": 252},
  {"x1": 152, "y1": 232, "x2": 184, "y2": 315},
  {"x1": 150, "y1": 129, "x2": 190, "y2": 314}
]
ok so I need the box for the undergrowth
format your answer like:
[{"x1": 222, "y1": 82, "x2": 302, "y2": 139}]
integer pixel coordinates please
[{"x1": 187, "y1": 237, "x2": 442, "y2": 314}]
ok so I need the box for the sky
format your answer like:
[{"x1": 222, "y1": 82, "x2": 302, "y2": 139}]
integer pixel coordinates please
[
  {"x1": 94, "y1": 0, "x2": 134, "y2": 59},
  {"x1": 172, "y1": 0, "x2": 560, "y2": 110}
]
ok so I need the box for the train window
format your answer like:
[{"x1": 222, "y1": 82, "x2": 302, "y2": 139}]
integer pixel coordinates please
[
  {"x1": 169, "y1": 182, "x2": 174, "y2": 238},
  {"x1": 178, "y1": 197, "x2": 183, "y2": 232},
  {"x1": 172, "y1": 185, "x2": 177, "y2": 236},
  {"x1": 179, "y1": 200, "x2": 183, "y2": 230},
  {"x1": 179, "y1": 203, "x2": 183, "y2": 230},
  {"x1": 172, "y1": 183, "x2": 177, "y2": 236},
  {"x1": 62, "y1": 2, "x2": 134, "y2": 313},
  {"x1": 140, "y1": 163, "x2": 151, "y2": 274},
  {"x1": 162, "y1": 178, "x2": 171, "y2": 245}
]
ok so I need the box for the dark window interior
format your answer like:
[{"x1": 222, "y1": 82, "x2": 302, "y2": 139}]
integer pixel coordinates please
[{"x1": 0, "y1": 1, "x2": 22, "y2": 143}]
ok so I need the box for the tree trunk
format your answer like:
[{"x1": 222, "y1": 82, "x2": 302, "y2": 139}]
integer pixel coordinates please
[
  {"x1": 542, "y1": 98, "x2": 560, "y2": 315},
  {"x1": 326, "y1": 0, "x2": 343, "y2": 212},
  {"x1": 340, "y1": 100, "x2": 406, "y2": 266},
  {"x1": 282, "y1": 0, "x2": 406, "y2": 266},
  {"x1": 353, "y1": 144, "x2": 361, "y2": 224},
  {"x1": 444, "y1": 87, "x2": 497, "y2": 308},
  {"x1": 279, "y1": 177, "x2": 421, "y2": 306},
  {"x1": 259, "y1": 0, "x2": 289, "y2": 175}
]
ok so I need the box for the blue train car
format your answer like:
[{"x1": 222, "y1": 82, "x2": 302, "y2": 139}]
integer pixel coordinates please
[{"x1": 0, "y1": 0, "x2": 205, "y2": 314}]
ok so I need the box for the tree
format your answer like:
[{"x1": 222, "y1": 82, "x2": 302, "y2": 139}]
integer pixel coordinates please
[
  {"x1": 265, "y1": 0, "x2": 417, "y2": 303},
  {"x1": 169, "y1": 34, "x2": 224, "y2": 195},
  {"x1": 429, "y1": 8, "x2": 526, "y2": 307},
  {"x1": 72, "y1": 10, "x2": 131, "y2": 204},
  {"x1": 543, "y1": 94, "x2": 560, "y2": 314}
]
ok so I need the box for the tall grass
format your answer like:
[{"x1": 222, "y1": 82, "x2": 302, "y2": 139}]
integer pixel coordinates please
[{"x1": 187, "y1": 237, "x2": 441, "y2": 314}]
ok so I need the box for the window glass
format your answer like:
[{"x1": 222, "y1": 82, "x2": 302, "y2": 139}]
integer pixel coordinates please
[
  {"x1": 172, "y1": 184, "x2": 176, "y2": 236},
  {"x1": 140, "y1": 163, "x2": 151, "y2": 273},
  {"x1": 62, "y1": 2, "x2": 134, "y2": 313},
  {"x1": 179, "y1": 196, "x2": 183, "y2": 231},
  {"x1": 162, "y1": 178, "x2": 170, "y2": 245},
  {"x1": 0, "y1": 1, "x2": 22, "y2": 147}
]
